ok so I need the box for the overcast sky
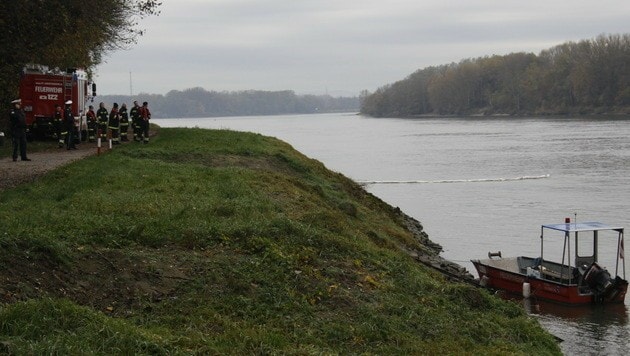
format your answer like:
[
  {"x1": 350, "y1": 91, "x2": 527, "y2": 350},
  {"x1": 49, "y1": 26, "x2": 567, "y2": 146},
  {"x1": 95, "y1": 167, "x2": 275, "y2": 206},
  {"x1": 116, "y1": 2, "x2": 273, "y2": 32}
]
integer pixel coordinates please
[{"x1": 95, "y1": 0, "x2": 630, "y2": 97}]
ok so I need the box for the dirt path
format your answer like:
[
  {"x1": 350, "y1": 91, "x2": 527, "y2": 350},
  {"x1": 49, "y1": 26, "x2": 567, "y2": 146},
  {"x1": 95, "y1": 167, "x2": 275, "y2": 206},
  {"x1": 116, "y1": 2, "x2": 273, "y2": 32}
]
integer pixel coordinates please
[
  {"x1": 0, "y1": 143, "x2": 106, "y2": 191},
  {"x1": 1, "y1": 125, "x2": 159, "y2": 191}
]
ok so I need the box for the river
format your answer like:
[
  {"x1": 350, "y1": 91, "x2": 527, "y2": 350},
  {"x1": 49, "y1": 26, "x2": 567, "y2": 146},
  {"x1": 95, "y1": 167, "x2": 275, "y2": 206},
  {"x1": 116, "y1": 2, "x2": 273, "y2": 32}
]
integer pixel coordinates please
[{"x1": 154, "y1": 113, "x2": 630, "y2": 355}]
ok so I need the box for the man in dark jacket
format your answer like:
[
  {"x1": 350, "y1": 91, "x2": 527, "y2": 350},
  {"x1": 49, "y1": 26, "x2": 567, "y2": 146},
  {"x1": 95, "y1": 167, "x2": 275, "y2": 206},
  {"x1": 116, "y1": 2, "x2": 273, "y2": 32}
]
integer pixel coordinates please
[
  {"x1": 54, "y1": 104, "x2": 65, "y2": 147},
  {"x1": 86, "y1": 105, "x2": 97, "y2": 142},
  {"x1": 64, "y1": 100, "x2": 77, "y2": 150},
  {"x1": 109, "y1": 102, "x2": 120, "y2": 145},
  {"x1": 96, "y1": 102, "x2": 109, "y2": 140},
  {"x1": 9, "y1": 99, "x2": 30, "y2": 161},
  {"x1": 119, "y1": 103, "x2": 129, "y2": 141},
  {"x1": 139, "y1": 101, "x2": 151, "y2": 143},
  {"x1": 130, "y1": 100, "x2": 141, "y2": 142}
]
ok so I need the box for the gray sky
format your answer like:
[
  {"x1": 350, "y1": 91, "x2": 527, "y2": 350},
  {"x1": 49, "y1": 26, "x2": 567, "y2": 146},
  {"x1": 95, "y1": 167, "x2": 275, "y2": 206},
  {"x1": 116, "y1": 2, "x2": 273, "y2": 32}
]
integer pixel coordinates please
[{"x1": 95, "y1": 0, "x2": 630, "y2": 97}]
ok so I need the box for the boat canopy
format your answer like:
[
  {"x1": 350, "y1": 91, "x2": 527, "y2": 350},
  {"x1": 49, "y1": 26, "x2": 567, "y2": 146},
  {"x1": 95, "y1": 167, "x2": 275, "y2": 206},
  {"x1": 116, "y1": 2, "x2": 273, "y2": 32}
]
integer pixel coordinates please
[{"x1": 542, "y1": 222, "x2": 624, "y2": 234}]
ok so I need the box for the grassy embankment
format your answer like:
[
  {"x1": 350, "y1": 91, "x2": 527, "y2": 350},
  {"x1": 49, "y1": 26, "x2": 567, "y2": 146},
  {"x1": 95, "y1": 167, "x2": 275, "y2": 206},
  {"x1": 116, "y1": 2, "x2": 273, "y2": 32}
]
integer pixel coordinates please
[{"x1": 0, "y1": 127, "x2": 561, "y2": 354}]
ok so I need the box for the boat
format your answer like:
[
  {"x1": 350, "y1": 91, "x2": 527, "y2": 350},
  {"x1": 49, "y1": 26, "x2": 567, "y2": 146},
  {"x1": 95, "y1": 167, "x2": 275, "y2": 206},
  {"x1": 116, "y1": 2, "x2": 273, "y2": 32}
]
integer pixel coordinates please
[{"x1": 471, "y1": 219, "x2": 627, "y2": 305}]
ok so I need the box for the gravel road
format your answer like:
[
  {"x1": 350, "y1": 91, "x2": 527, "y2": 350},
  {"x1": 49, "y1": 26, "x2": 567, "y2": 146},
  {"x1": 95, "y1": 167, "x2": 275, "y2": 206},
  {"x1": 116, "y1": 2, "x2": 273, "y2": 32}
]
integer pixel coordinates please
[{"x1": 0, "y1": 143, "x2": 102, "y2": 191}]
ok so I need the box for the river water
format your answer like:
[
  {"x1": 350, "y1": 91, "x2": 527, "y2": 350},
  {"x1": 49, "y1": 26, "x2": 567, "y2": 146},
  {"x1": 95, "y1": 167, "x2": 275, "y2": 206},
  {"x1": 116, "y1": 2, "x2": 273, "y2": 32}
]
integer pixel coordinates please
[{"x1": 154, "y1": 113, "x2": 630, "y2": 355}]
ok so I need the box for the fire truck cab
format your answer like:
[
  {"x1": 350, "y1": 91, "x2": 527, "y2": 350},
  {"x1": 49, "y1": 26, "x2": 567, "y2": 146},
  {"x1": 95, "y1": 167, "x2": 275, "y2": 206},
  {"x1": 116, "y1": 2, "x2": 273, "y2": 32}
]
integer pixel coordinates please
[{"x1": 19, "y1": 64, "x2": 96, "y2": 140}]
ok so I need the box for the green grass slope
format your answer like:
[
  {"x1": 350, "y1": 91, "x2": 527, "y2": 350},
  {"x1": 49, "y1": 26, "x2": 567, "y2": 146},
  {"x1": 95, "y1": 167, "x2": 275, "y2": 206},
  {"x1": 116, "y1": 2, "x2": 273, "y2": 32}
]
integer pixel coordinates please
[{"x1": 0, "y1": 128, "x2": 560, "y2": 354}]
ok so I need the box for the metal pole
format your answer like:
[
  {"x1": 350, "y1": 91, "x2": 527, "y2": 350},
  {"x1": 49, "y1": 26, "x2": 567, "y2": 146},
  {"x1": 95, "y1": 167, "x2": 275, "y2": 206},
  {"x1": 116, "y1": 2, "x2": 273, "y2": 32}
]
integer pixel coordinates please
[
  {"x1": 97, "y1": 129, "x2": 101, "y2": 155},
  {"x1": 561, "y1": 232, "x2": 568, "y2": 280},
  {"x1": 615, "y1": 232, "x2": 626, "y2": 279},
  {"x1": 568, "y1": 231, "x2": 572, "y2": 282},
  {"x1": 617, "y1": 230, "x2": 625, "y2": 279},
  {"x1": 540, "y1": 226, "x2": 544, "y2": 264}
]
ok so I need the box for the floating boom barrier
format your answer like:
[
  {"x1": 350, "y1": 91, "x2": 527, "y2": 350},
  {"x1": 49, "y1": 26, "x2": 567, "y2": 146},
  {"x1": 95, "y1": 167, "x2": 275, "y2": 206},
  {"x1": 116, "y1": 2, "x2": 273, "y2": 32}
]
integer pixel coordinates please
[{"x1": 359, "y1": 174, "x2": 550, "y2": 185}]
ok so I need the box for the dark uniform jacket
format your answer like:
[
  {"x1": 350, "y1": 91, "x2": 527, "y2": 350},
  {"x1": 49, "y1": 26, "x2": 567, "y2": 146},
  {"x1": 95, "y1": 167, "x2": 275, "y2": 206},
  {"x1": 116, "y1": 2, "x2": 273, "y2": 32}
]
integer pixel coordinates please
[
  {"x1": 9, "y1": 108, "x2": 26, "y2": 137},
  {"x1": 130, "y1": 106, "x2": 140, "y2": 125},
  {"x1": 64, "y1": 107, "x2": 74, "y2": 131},
  {"x1": 109, "y1": 108, "x2": 120, "y2": 127},
  {"x1": 54, "y1": 108, "x2": 63, "y2": 125},
  {"x1": 119, "y1": 107, "x2": 129, "y2": 125},
  {"x1": 86, "y1": 109, "x2": 96, "y2": 123},
  {"x1": 96, "y1": 107, "x2": 109, "y2": 125}
]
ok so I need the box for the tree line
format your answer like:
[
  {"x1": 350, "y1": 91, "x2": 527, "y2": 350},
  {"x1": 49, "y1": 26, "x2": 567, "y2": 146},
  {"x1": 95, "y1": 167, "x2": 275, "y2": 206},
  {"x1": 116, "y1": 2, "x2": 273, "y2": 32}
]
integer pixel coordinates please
[
  {"x1": 0, "y1": 0, "x2": 161, "y2": 128},
  {"x1": 99, "y1": 88, "x2": 359, "y2": 118},
  {"x1": 361, "y1": 34, "x2": 630, "y2": 117}
]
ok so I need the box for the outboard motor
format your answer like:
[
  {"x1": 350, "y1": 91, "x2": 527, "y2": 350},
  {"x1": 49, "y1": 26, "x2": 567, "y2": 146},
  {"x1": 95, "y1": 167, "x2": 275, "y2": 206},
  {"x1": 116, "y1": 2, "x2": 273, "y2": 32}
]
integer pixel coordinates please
[{"x1": 583, "y1": 262, "x2": 614, "y2": 297}]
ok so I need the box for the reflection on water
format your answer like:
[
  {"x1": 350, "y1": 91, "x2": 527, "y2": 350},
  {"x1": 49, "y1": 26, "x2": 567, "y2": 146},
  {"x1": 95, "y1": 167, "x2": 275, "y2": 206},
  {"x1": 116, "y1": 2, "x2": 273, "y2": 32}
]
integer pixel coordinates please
[
  {"x1": 498, "y1": 292, "x2": 630, "y2": 354},
  {"x1": 534, "y1": 302, "x2": 629, "y2": 355}
]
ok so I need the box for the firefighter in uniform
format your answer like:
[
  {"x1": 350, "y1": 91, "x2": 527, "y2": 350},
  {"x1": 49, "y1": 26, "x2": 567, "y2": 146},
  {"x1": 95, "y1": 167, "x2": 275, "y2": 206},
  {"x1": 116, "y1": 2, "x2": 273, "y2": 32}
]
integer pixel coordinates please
[
  {"x1": 64, "y1": 100, "x2": 77, "y2": 150},
  {"x1": 130, "y1": 100, "x2": 141, "y2": 142},
  {"x1": 139, "y1": 101, "x2": 151, "y2": 143},
  {"x1": 53, "y1": 104, "x2": 65, "y2": 147},
  {"x1": 9, "y1": 99, "x2": 30, "y2": 161},
  {"x1": 119, "y1": 103, "x2": 129, "y2": 141},
  {"x1": 109, "y1": 103, "x2": 120, "y2": 145},
  {"x1": 86, "y1": 105, "x2": 97, "y2": 142},
  {"x1": 96, "y1": 102, "x2": 108, "y2": 140}
]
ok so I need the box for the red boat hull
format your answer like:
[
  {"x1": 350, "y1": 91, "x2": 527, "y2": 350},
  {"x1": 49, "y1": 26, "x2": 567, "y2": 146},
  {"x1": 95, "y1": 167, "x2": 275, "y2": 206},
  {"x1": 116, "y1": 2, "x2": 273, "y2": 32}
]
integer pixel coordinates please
[{"x1": 473, "y1": 260, "x2": 628, "y2": 305}]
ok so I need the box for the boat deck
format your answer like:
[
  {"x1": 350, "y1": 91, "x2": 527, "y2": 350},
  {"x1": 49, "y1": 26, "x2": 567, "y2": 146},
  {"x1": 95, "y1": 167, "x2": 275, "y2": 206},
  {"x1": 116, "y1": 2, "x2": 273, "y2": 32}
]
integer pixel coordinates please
[{"x1": 476, "y1": 256, "x2": 581, "y2": 285}]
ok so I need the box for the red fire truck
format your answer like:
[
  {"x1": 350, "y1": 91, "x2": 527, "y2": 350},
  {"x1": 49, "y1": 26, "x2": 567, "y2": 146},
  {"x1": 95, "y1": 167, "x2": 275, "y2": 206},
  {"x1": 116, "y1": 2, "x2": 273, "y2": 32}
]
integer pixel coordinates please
[{"x1": 19, "y1": 64, "x2": 96, "y2": 140}]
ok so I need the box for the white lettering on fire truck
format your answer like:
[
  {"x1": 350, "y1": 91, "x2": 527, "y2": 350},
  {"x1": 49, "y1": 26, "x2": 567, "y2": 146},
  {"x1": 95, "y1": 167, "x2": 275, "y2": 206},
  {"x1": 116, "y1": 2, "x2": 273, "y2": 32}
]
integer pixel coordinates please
[
  {"x1": 38, "y1": 94, "x2": 59, "y2": 100},
  {"x1": 35, "y1": 86, "x2": 62, "y2": 94}
]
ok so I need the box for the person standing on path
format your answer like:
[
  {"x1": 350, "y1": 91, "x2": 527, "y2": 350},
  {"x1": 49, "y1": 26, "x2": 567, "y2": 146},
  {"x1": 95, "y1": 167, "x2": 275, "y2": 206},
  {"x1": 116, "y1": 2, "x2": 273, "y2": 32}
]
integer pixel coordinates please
[
  {"x1": 64, "y1": 100, "x2": 77, "y2": 150},
  {"x1": 86, "y1": 105, "x2": 97, "y2": 142},
  {"x1": 96, "y1": 102, "x2": 109, "y2": 141},
  {"x1": 9, "y1": 99, "x2": 30, "y2": 161},
  {"x1": 54, "y1": 104, "x2": 65, "y2": 148},
  {"x1": 130, "y1": 101, "x2": 141, "y2": 142},
  {"x1": 139, "y1": 101, "x2": 151, "y2": 144},
  {"x1": 119, "y1": 103, "x2": 130, "y2": 141},
  {"x1": 109, "y1": 103, "x2": 120, "y2": 145}
]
